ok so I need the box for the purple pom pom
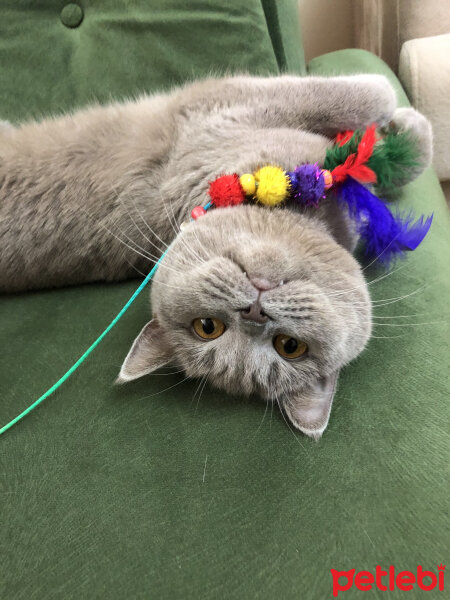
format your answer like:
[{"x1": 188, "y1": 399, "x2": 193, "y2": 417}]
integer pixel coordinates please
[{"x1": 288, "y1": 163, "x2": 325, "y2": 207}]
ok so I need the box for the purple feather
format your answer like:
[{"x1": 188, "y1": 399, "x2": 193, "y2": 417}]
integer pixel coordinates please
[
  {"x1": 288, "y1": 163, "x2": 325, "y2": 207},
  {"x1": 337, "y1": 177, "x2": 433, "y2": 265}
]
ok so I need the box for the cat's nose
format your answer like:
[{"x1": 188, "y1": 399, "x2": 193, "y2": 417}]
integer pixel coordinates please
[
  {"x1": 248, "y1": 275, "x2": 279, "y2": 291},
  {"x1": 240, "y1": 300, "x2": 269, "y2": 324}
]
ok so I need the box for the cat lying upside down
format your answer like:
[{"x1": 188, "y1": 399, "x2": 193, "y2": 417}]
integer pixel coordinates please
[{"x1": 0, "y1": 74, "x2": 432, "y2": 438}]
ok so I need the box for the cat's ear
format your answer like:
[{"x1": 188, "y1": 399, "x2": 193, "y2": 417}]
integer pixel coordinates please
[
  {"x1": 116, "y1": 318, "x2": 174, "y2": 383},
  {"x1": 281, "y1": 372, "x2": 339, "y2": 440}
]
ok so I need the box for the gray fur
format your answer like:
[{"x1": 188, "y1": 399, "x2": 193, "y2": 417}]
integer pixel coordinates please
[{"x1": 0, "y1": 74, "x2": 432, "y2": 437}]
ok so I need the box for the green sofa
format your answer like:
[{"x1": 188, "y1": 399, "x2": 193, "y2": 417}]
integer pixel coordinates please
[{"x1": 1, "y1": 2, "x2": 448, "y2": 598}]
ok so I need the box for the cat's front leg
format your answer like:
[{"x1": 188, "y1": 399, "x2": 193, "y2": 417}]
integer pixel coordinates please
[
  {"x1": 290, "y1": 74, "x2": 397, "y2": 137},
  {"x1": 178, "y1": 74, "x2": 397, "y2": 136}
]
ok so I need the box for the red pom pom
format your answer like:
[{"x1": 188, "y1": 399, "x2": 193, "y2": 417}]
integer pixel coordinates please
[
  {"x1": 208, "y1": 174, "x2": 246, "y2": 208},
  {"x1": 191, "y1": 206, "x2": 207, "y2": 220}
]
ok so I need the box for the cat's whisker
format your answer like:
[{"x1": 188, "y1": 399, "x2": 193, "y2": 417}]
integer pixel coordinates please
[
  {"x1": 325, "y1": 264, "x2": 407, "y2": 299},
  {"x1": 123, "y1": 201, "x2": 168, "y2": 257},
  {"x1": 361, "y1": 331, "x2": 406, "y2": 339},
  {"x1": 370, "y1": 285, "x2": 429, "y2": 307},
  {"x1": 360, "y1": 231, "x2": 405, "y2": 273},
  {"x1": 335, "y1": 288, "x2": 426, "y2": 309},
  {"x1": 78, "y1": 205, "x2": 173, "y2": 271},
  {"x1": 254, "y1": 398, "x2": 271, "y2": 434},
  {"x1": 194, "y1": 372, "x2": 210, "y2": 412},
  {"x1": 161, "y1": 195, "x2": 182, "y2": 237},
  {"x1": 184, "y1": 215, "x2": 211, "y2": 266},
  {"x1": 110, "y1": 182, "x2": 170, "y2": 255},
  {"x1": 172, "y1": 217, "x2": 209, "y2": 268},
  {"x1": 137, "y1": 374, "x2": 191, "y2": 400},
  {"x1": 127, "y1": 195, "x2": 170, "y2": 250},
  {"x1": 88, "y1": 207, "x2": 197, "y2": 277},
  {"x1": 190, "y1": 375, "x2": 204, "y2": 408},
  {"x1": 108, "y1": 229, "x2": 184, "y2": 277},
  {"x1": 160, "y1": 190, "x2": 208, "y2": 266},
  {"x1": 327, "y1": 263, "x2": 407, "y2": 299},
  {"x1": 161, "y1": 197, "x2": 204, "y2": 266},
  {"x1": 274, "y1": 393, "x2": 306, "y2": 451},
  {"x1": 372, "y1": 312, "x2": 429, "y2": 319},
  {"x1": 107, "y1": 214, "x2": 180, "y2": 270},
  {"x1": 124, "y1": 252, "x2": 193, "y2": 289},
  {"x1": 372, "y1": 320, "x2": 446, "y2": 328}
]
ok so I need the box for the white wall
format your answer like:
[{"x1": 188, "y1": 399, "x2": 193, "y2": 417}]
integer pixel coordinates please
[{"x1": 298, "y1": 0, "x2": 354, "y2": 63}]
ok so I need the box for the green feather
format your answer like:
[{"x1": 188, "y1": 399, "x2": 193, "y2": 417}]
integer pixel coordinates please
[
  {"x1": 323, "y1": 128, "x2": 422, "y2": 193},
  {"x1": 369, "y1": 130, "x2": 422, "y2": 191},
  {"x1": 323, "y1": 131, "x2": 361, "y2": 171}
]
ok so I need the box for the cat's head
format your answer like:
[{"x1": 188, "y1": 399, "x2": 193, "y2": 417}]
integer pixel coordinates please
[{"x1": 118, "y1": 205, "x2": 371, "y2": 438}]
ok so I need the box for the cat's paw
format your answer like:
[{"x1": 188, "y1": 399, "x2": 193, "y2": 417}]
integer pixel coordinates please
[
  {"x1": 389, "y1": 107, "x2": 432, "y2": 139},
  {"x1": 389, "y1": 107, "x2": 433, "y2": 171}
]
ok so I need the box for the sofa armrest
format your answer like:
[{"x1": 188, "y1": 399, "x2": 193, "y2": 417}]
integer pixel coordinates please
[{"x1": 399, "y1": 34, "x2": 450, "y2": 181}]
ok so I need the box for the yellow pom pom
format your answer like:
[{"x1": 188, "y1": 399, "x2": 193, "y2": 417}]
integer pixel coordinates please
[
  {"x1": 254, "y1": 166, "x2": 290, "y2": 206},
  {"x1": 239, "y1": 173, "x2": 256, "y2": 196}
]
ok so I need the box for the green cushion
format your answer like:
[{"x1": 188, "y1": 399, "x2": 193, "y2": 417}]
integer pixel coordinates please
[{"x1": 1, "y1": 6, "x2": 448, "y2": 598}]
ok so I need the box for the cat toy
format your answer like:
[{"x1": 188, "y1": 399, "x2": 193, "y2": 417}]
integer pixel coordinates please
[
  {"x1": 189, "y1": 124, "x2": 433, "y2": 265},
  {"x1": 0, "y1": 124, "x2": 432, "y2": 435}
]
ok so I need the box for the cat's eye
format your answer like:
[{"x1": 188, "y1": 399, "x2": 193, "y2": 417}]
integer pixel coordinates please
[
  {"x1": 273, "y1": 335, "x2": 308, "y2": 360},
  {"x1": 192, "y1": 318, "x2": 226, "y2": 340}
]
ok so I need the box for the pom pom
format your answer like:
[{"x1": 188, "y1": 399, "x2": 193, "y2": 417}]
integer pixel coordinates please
[
  {"x1": 254, "y1": 166, "x2": 290, "y2": 206},
  {"x1": 239, "y1": 173, "x2": 256, "y2": 196},
  {"x1": 191, "y1": 206, "x2": 206, "y2": 220},
  {"x1": 288, "y1": 163, "x2": 325, "y2": 207},
  {"x1": 321, "y1": 169, "x2": 333, "y2": 190},
  {"x1": 208, "y1": 174, "x2": 246, "y2": 208}
]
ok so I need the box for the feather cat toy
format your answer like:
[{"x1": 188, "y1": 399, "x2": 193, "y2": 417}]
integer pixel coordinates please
[{"x1": 194, "y1": 125, "x2": 432, "y2": 265}]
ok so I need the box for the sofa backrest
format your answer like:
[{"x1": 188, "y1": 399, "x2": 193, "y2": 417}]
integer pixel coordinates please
[{"x1": 0, "y1": 0, "x2": 305, "y2": 121}]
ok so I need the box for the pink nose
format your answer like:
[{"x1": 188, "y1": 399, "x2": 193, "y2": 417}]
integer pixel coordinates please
[{"x1": 249, "y1": 276, "x2": 279, "y2": 291}]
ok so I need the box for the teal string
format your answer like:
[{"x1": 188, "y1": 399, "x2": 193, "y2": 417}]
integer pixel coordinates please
[{"x1": 0, "y1": 250, "x2": 168, "y2": 436}]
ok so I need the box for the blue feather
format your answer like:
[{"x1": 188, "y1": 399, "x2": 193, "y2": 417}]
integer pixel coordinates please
[{"x1": 337, "y1": 178, "x2": 433, "y2": 265}]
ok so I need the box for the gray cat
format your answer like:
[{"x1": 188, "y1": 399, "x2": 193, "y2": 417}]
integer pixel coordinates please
[{"x1": 0, "y1": 75, "x2": 432, "y2": 437}]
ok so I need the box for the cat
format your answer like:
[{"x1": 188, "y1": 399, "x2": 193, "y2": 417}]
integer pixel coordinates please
[{"x1": 0, "y1": 74, "x2": 432, "y2": 438}]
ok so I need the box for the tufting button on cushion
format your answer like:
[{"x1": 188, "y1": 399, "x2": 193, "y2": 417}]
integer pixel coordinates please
[{"x1": 60, "y1": 3, "x2": 84, "y2": 28}]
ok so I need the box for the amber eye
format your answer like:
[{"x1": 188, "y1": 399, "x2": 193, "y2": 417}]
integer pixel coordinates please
[
  {"x1": 192, "y1": 318, "x2": 226, "y2": 340},
  {"x1": 273, "y1": 334, "x2": 308, "y2": 359}
]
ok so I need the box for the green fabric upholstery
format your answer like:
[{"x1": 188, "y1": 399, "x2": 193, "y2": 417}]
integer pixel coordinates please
[
  {"x1": 0, "y1": 0, "x2": 305, "y2": 122},
  {"x1": 1, "y1": 3, "x2": 448, "y2": 597}
]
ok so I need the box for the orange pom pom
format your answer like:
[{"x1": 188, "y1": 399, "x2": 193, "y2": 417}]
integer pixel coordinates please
[{"x1": 321, "y1": 169, "x2": 333, "y2": 189}]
